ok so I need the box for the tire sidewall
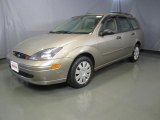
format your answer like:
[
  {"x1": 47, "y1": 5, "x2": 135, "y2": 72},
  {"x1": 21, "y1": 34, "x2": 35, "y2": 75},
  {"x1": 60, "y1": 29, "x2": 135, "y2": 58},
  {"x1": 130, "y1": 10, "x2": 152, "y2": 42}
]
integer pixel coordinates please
[
  {"x1": 134, "y1": 46, "x2": 140, "y2": 60},
  {"x1": 67, "y1": 56, "x2": 93, "y2": 88},
  {"x1": 130, "y1": 44, "x2": 140, "y2": 62}
]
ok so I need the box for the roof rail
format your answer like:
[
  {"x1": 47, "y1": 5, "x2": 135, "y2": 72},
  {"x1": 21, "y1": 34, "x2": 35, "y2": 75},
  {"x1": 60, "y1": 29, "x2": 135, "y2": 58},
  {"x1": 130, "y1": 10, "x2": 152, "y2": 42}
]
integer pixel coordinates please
[{"x1": 110, "y1": 12, "x2": 133, "y2": 17}]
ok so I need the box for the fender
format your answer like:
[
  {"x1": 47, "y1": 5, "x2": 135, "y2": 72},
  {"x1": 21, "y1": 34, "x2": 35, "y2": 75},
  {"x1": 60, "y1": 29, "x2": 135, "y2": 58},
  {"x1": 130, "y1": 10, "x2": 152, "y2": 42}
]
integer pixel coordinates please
[{"x1": 65, "y1": 46, "x2": 102, "y2": 68}]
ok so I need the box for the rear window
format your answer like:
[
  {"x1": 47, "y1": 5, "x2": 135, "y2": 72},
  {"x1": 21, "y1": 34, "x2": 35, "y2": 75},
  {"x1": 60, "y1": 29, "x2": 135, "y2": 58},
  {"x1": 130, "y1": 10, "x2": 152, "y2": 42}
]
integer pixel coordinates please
[{"x1": 129, "y1": 19, "x2": 140, "y2": 29}]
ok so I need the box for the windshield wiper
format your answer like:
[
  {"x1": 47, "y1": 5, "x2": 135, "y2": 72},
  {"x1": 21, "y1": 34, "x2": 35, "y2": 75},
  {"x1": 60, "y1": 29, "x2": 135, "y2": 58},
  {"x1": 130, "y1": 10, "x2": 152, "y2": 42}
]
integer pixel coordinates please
[
  {"x1": 70, "y1": 32, "x2": 89, "y2": 34},
  {"x1": 49, "y1": 31, "x2": 89, "y2": 34},
  {"x1": 49, "y1": 31, "x2": 72, "y2": 34}
]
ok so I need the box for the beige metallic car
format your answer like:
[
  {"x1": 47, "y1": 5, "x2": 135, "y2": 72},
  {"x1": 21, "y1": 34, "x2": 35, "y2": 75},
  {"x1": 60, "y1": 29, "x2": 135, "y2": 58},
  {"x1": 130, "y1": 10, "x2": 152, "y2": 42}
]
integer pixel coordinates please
[{"x1": 7, "y1": 12, "x2": 143, "y2": 88}]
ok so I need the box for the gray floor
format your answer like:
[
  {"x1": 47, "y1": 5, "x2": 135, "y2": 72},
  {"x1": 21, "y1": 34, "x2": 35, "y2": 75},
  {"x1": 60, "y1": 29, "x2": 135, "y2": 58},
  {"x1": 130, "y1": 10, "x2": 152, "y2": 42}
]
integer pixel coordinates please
[{"x1": 0, "y1": 52, "x2": 160, "y2": 120}]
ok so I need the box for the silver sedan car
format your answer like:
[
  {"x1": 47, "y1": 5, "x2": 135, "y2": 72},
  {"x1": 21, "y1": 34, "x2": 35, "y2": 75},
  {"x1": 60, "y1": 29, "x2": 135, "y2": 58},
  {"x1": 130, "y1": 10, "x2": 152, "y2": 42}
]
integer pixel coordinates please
[{"x1": 7, "y1": 12, "x2": 143, "y2": 88}]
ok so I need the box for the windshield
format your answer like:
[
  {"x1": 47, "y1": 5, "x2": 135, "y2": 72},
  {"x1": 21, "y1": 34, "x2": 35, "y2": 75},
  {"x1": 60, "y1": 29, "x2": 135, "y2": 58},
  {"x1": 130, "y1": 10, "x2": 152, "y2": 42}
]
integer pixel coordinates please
[{"x1": 50, "y1": 15, "x2": 103, "y2": 34}]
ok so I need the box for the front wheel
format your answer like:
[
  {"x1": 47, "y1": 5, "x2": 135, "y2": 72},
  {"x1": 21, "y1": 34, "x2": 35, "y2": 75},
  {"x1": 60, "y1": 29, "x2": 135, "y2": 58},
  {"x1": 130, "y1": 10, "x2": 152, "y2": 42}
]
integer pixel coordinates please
[
  {"x1": 129, "y1": 44, "x2": 140, "y2": 62},
  {"x1": 67, "y1": 56, "x2": 93, "y2": 88}
]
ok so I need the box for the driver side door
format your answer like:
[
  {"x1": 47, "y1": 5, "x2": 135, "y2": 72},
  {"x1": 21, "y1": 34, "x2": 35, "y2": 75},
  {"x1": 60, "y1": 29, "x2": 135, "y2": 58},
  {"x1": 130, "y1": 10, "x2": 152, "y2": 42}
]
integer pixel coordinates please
[{"x1": 97, "y1": 17, "x2": 124, "y2": 65}]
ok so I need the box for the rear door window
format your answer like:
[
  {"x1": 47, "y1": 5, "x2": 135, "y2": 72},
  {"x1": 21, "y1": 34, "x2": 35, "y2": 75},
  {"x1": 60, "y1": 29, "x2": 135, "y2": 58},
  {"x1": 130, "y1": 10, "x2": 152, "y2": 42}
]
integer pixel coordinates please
[{"x1": 117, "y1": 17, "x2": 132, "y2": 32}]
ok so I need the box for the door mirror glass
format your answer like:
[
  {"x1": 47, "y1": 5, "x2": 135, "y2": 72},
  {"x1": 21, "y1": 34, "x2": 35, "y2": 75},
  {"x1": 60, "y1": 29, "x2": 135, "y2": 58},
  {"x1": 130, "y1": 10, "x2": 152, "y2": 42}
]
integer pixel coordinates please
[{"x1": 99, "y1": 29, "x2": 115, "y2": 36}]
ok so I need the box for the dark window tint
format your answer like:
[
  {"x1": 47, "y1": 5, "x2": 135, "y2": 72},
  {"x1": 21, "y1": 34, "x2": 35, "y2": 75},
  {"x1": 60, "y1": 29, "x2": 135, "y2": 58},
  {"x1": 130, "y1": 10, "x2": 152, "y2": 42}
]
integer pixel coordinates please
[
  {"x1": 129, "y1": 19, "x2": 140, "y2": 29},
  {"x1": 102, "y1": 18, "x2": 117, "y2": 32},
  {"x1": 117, "y1": 17, "x2": 132, "y2": 32}
]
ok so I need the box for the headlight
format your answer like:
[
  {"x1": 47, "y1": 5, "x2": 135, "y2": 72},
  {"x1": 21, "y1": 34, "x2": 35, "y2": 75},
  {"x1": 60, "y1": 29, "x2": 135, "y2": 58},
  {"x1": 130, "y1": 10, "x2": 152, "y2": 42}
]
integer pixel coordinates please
[{"x1": 29, "y1": 47, "x2": 63, "y2": 61}]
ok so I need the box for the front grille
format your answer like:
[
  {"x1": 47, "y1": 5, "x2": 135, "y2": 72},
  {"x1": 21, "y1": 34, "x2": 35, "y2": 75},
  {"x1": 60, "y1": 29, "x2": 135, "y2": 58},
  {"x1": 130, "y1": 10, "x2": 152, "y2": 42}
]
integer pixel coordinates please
[{"x1": 13, "y1": 51, "x2": 30, "y2": 59}]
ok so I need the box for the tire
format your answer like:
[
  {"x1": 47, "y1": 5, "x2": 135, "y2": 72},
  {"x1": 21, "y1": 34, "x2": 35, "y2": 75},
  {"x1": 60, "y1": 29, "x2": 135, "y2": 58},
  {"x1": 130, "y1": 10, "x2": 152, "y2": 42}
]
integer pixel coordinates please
[
  {"x1": 129, "y1": 44, "x2": 140, "y2": 62},
  {"x1": 67, "y1": 56, "x2": 94, "y2": 88}
]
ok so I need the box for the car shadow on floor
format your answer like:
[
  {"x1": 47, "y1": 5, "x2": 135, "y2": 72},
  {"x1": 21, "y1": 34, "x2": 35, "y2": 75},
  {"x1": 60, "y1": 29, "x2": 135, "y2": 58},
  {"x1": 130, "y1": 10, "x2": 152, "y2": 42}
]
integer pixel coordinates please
[{"x1": 22, "y1": 81, "x2": 68, "y2": 91}]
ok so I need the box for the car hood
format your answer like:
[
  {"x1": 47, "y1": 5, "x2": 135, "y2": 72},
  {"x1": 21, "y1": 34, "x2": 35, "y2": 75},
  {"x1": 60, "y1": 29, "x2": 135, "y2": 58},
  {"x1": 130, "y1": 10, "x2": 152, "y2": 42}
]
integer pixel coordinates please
[{"x1": 14, "y1": 34, "x2": 87, "y2": 55}]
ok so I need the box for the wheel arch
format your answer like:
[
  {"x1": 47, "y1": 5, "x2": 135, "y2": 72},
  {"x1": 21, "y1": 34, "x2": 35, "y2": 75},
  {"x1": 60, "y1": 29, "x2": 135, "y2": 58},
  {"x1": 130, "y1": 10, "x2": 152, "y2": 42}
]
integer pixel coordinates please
[
  {"x1": 73, "y1": 52, "x2": 95, "y2": 67},
  {"x1": 66, "y1": 46, "x2": 99, "y2": 68},
  {"x1": 67, "y1": 51, "x2": 95, "y2": 78},
  {"x1": 136, "y1": 41, "x2": 141, "y2": 47},
  {"x1": 66, "y1": 52, "x2": 95, "y2": 87}
]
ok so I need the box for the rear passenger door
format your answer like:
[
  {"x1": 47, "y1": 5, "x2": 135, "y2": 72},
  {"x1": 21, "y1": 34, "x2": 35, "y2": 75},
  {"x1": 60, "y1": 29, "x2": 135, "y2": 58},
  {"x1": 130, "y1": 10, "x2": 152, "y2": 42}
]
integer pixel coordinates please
[{"x1": 116, "y1": 17, "x2": 135, "y2": 56}]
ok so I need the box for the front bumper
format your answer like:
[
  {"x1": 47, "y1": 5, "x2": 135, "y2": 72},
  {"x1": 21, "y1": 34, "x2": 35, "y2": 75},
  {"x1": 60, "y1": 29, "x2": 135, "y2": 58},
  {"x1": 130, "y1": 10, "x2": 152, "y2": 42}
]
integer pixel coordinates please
[{"x1": 7, "y1": 53, "x2": 73, "y2": 85}]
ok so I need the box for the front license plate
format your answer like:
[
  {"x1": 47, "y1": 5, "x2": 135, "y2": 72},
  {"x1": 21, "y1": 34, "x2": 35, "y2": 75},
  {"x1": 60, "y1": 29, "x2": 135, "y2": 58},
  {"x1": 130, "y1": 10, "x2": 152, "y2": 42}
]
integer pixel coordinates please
[{"x1": 10, "y1": 61, "x2": 19, "y2": 73}]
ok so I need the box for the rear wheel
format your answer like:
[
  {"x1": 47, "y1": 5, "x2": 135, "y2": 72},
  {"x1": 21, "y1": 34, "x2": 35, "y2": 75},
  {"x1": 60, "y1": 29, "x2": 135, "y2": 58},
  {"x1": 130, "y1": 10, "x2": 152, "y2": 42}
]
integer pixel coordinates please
[
  {"x1": 67, "y1": 56, "x2": 93, "y2": 88},
  {"x1": 129, "y1": 44, "x2": 140, "y2": 62}
]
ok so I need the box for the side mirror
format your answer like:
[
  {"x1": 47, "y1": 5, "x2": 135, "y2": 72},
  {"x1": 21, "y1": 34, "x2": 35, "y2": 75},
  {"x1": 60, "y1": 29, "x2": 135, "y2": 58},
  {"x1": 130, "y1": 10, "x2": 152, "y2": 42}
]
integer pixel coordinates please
[{"x1": 99, "y1": 29, "x2": 115, "y2": 36}]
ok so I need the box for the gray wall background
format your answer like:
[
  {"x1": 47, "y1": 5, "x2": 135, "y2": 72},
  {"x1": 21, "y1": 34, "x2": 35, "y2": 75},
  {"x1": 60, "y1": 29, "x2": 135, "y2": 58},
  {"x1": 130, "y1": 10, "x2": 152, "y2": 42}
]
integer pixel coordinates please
[{"x1": 0, "y1": 0, "x2": 160, "y2": 58}]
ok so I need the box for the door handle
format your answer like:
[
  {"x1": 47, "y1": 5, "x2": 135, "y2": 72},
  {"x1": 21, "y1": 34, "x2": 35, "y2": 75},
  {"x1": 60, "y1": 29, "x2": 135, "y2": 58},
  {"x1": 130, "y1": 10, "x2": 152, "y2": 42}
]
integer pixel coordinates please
[
  {"x1": 131, "y1": 33, "x2": 135, "y2": 36},
  {"x1": 116, "y1": 36, "x2": 121, "y2": 40}
]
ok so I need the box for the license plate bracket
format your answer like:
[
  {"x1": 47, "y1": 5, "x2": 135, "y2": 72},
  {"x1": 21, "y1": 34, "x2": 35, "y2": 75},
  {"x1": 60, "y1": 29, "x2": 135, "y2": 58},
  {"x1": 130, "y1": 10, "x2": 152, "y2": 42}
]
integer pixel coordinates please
[{"x1": 10, "y1": 61, "x2": 19, "y2": 73}]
